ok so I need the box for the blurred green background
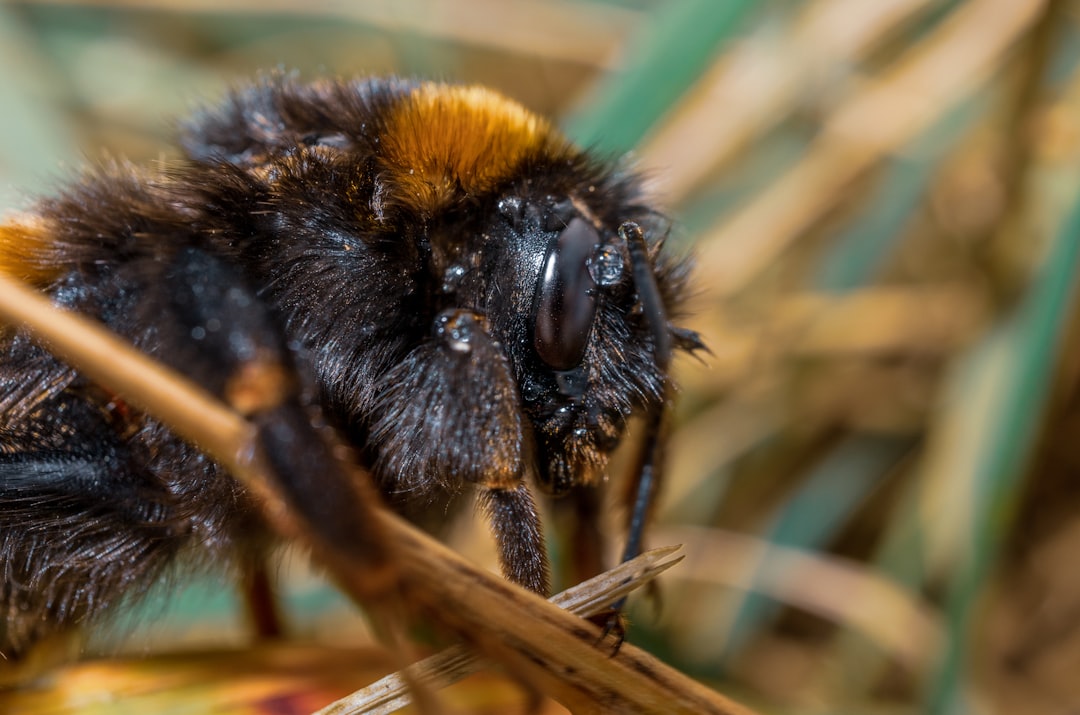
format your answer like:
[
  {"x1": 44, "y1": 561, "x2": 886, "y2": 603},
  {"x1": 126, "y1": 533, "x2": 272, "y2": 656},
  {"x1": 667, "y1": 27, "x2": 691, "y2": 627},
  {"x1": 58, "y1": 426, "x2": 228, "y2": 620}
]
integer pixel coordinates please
[{"x1": 3, "y1": 1, "x2": 1080, "y2": 714}]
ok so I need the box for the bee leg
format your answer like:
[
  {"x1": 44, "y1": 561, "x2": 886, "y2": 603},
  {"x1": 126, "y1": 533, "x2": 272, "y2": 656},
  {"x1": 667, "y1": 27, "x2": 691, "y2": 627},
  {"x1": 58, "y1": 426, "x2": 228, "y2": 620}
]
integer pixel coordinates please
[
  {"x1": 595, "y1": 395, "x2": 671, "y2": 651},
  {"x1": 478, "y1": 483, "x2": 549, "y2": 595},
  {"x1": 241, "y1": 558, "x2": 285, "y2": 640},
  {"x1": 142, "y1": 247, "x2": 302, "y2": 643},
  {"x1": 552, "y1": 483, "x2": 607, "y2": 589},
  {"x1": 370, "y1": 309, "x2": 550, "y2": 594},
  {"x1": 619, "y1": 402, "x2": 670, "y2": 569}
]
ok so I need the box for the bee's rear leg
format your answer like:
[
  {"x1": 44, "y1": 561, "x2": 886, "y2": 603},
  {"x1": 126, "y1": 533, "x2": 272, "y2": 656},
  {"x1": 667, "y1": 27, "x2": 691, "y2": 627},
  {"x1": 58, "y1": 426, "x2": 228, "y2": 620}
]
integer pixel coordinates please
[
  {"x1": 241, "y1": 557, "x2": 286, "y2": 640},
  {"x1": 128, "y1": 246, "x2": 308, "y2": 644}
]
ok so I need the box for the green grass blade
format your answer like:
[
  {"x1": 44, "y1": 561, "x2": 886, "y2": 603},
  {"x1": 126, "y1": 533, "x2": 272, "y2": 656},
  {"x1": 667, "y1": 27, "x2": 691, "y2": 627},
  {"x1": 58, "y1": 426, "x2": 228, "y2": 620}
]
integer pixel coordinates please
[
  {"x1": 924, "y1": 169, "x2": 1080, "y2": 714},
  {"x1": 563, "y1": 0, "x2": 757, "y2": 154},
  {"x1": 718, "y1": 435, "x2": 915, "y2": 664},
  {"x1": 813, "y1": 94, "x2": 985, "y2": 292}
]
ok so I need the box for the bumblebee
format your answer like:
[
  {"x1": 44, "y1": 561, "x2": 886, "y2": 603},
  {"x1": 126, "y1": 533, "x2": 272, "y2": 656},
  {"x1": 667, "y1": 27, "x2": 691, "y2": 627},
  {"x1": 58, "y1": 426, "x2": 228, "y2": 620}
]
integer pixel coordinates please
[{"x1": 0, "y1": 75, "x2": 695, "y2": 661}]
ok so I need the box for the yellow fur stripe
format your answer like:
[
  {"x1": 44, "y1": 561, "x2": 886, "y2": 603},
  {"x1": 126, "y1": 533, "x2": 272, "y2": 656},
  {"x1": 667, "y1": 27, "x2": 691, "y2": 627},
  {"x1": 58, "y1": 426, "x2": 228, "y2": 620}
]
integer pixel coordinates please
[
  {"x1": 380, "y1": 83, "x2": 571, "y2": 215},
  {"x1": 0, "y1": 217, "x2": 63, "y2": 285}
]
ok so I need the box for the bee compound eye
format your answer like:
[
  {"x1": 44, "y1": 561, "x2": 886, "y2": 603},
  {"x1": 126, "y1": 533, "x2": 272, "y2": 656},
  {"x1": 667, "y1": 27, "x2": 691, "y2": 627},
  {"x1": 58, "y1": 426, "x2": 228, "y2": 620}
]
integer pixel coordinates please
[{"x1": 532, "y1": 218, "x2": 600, "y2": 371}]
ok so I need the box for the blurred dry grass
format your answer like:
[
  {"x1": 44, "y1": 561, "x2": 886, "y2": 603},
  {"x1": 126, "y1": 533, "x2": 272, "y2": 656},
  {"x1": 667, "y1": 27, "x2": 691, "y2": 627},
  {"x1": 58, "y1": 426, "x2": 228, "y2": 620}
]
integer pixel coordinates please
[{"x1": 2, "y1": 0, "x2": 1080, "y2": 713}]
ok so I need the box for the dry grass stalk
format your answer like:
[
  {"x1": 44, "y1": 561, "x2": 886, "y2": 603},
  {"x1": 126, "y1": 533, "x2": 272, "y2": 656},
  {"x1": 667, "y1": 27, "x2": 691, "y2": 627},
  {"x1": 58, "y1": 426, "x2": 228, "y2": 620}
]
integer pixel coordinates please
[
  {"x1": 657, "y1": 526, "x2": 943, "y2": 674},
  {"x1": 319, "y1": 545, "x2": 685, "y2": 715}
]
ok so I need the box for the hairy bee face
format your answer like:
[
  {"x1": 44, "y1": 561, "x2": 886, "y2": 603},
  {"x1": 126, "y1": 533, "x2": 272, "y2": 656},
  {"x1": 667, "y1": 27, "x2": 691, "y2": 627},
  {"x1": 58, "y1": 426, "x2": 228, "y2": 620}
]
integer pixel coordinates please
[{"x1": 0, "y1": 75, "x2": 692, "y2": 657}]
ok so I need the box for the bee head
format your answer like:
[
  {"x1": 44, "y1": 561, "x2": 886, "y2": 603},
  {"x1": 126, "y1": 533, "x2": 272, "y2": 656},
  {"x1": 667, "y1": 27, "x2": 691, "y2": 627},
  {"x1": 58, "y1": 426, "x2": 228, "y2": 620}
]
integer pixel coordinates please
[{"x1": 182, "y1": 74, "x2": 690, "y2": 500}]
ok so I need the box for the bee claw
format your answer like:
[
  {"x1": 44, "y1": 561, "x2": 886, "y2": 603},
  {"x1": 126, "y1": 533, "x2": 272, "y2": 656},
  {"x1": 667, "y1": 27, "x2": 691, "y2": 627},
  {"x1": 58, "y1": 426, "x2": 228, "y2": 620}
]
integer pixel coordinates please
[{"x1": 588, "y1": 608, "x2": 628, "y2": 656}]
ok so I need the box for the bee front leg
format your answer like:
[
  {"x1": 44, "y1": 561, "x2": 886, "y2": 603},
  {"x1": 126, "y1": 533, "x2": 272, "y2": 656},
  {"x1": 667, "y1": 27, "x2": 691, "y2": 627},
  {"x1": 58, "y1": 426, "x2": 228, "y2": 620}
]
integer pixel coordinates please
[
  {"x1": 477, "y1": 483, "x2": 549, "y2": 595},
  {"x1": 371, "y1": 309, "x2": 550, "y2": 595}
]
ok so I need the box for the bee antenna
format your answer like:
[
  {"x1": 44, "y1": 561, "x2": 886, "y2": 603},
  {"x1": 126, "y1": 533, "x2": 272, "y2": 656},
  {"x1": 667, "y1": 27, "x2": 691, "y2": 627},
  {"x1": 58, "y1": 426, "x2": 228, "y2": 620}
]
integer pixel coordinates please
[{"x1": 618, "y1": 221, "x2": 671, "y2": 369}]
